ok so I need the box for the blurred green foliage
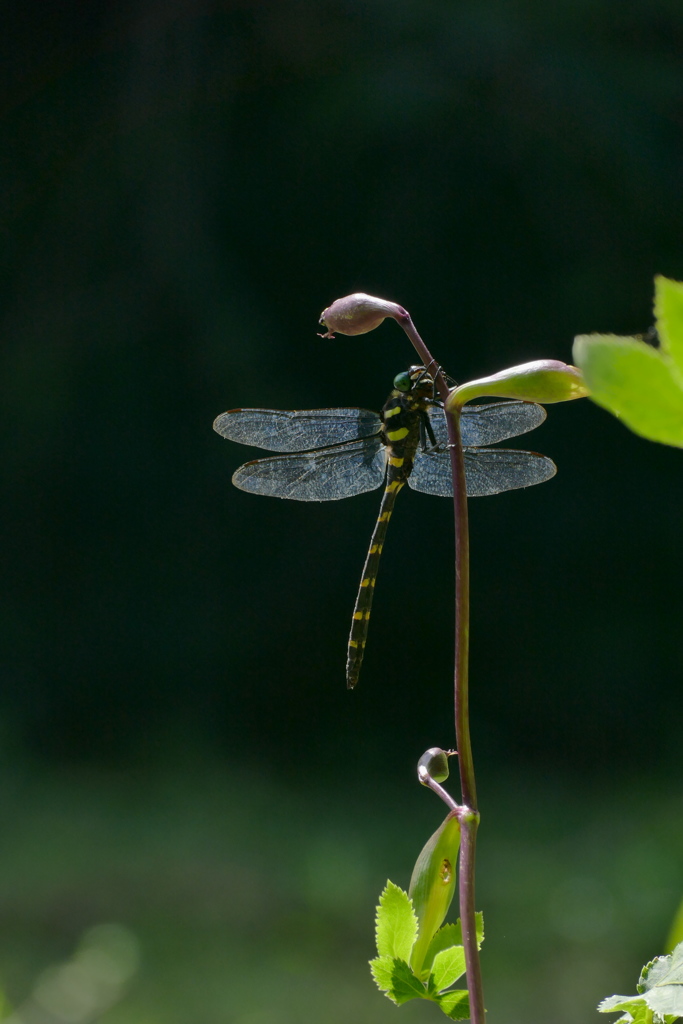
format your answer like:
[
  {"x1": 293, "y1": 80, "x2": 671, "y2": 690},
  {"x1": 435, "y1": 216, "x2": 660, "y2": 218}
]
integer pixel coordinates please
[{"x1": 0, "y1": 762, "x2": 680, "y2": 1024}]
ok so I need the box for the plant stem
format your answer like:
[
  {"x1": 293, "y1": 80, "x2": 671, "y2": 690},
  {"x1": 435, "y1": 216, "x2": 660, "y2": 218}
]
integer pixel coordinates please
[
  {"x1": 396, "y1": 313, "x2": 451, "y2": 403},
  {"x1": 398, "y1": 311, "x2": 485, "y2": 1024},
  {"x1": 418, "y1": 769, "x2": 462, "y2": 814},
  {"x1": 445, "y1": 404, "x2": 484, "y2": 1024}
]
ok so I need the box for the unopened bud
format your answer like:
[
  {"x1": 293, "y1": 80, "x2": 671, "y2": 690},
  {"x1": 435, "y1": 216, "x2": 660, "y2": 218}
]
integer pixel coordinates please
[
  {"x1": 319, "y1": 293, "x2": 407, "y2": 338},
  {"x1": 417, "y1": 747, "x2": 451, "y2": 785},
  {"x1": 408, "y1": 812, "x2": 461, "y2": 979},
  {"x1": 448, "y1": 359, "x2": 588, "y2": 410}
]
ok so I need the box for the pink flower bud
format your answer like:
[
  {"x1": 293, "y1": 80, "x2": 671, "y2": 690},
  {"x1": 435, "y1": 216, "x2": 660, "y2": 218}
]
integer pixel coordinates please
[
  {"x1": 318, "y1": 293, "x2": 407, "y2": 338},
  {"x1": 448, "y1": 359, "x2": 588, "y2": 410}
]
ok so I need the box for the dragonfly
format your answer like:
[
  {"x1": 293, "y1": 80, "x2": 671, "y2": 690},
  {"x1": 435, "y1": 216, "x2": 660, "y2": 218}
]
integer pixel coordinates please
[{"x1": 214, "y1": 365, "x2": 556, "y2": 689}]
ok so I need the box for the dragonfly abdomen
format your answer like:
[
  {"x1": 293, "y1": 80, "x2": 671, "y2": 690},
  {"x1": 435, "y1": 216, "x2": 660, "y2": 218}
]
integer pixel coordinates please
[
  {"x1": 346, "y1": 376, "x2": 431, "y2": 688},
  {"x1": 346, "y1": 478, "x2": 404, "y2": 689}
]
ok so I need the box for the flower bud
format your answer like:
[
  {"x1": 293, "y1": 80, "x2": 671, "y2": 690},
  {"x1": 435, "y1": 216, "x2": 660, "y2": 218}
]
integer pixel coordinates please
[
  {"x1": 417, "y1": 747, "x2": 451, "y2": 785},
  {"x1": 318, "y1": 293, "x2": 407, "y2": 338},
  {"x1": 447, "y1": 359, "x2": 588, "y2": 410},
  {"x1": 408, "y1": 811, "x2": 461, "y2": 978}
]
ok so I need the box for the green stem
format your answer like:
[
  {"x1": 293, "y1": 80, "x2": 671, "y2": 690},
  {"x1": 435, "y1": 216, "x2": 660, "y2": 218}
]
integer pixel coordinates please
[{"x1": 397, "y1": 312, "x2": 485, "y2": 1024}]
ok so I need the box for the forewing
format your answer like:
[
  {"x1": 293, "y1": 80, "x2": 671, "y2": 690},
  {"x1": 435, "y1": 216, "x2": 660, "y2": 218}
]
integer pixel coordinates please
[
  {"x1": 213, "y1": 407, "x2": 382, "y2": 452},
  {"x1": 232, "y1": 438, "x2": 387, "y2": 500},
  {"x1": 408, "y1": 447, "x2": 557, "y2": 497},
  {"x1": 427, "y1": 401, "x2": 547, "y2": 447}
]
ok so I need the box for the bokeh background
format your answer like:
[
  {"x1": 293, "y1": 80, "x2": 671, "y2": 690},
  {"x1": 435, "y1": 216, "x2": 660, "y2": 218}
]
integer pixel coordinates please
[{"x1": 2, "y1": 2, "x2": 683, "y2": 1022}]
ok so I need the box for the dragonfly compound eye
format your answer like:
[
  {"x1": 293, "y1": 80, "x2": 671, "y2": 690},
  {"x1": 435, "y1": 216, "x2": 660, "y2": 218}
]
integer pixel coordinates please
[{"x1": 393, "y1": 371, "x2": 412, "y2": 392}]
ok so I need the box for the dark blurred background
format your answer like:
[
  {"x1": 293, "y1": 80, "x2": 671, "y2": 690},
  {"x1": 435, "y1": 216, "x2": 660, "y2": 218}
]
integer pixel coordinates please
[{"x1": 1, "y1": 2, "x2": 683, "y2": 1022}]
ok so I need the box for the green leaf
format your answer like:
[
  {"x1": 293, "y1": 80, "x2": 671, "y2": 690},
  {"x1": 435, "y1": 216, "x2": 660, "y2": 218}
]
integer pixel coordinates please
[
  {"x1": 599, "y1": 995, "x2": 645, "y2": 1013},
  {"x1": 638, "y1": 943, "x2": 683, "y2": 1017},
  {"x1": 598, "y1": 994, "x2": 653, "y2": 1022},
  {"x1": 369, "y1": 955, "x2": 427, "y2": 1005},
  {"x1": 597, "y1": 994, "x2": 679, "y2": 1023},
  {"x1": 370, "y1": 955, "x2": 396, "y2": 993},
  {"x1": 375, "y1": 881, "x2": 418, "y2": 961},
  {"x1": 620, "y1": 1007, "x2": 653, "y2": 1024},
  {"x1": 655, "y1": 275, "x2": 683, "y2": 375},
  {"x1": 430, "y1": 945, "x2": 467, "y2": 991},
  {"x1": 435, "y1": 988, "x2": 471, "y2": 1020},
  {"x1": 423, "y1": 924, "x2": 463, "y2": 975},
  {"x1": 423, "y1": 914, "x2": 484, "y2": 973},
  {"x1": 572, "y1": 333, "x2": 683, "y2": 447}
]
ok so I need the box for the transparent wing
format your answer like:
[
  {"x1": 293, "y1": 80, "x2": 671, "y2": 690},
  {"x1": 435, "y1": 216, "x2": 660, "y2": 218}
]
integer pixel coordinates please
[
  {"x1": 408, "y1": 447, "x2": 557, "y2": 497},
  {"x1": 213, "y1": 407, "x2": 382, "y2": 452},
  {"x1": 427, "y1": 401, "x2": 547, "y2": 447},
  {"x1": 232, "y1": 438, "x2": 387, "y2": 501}
]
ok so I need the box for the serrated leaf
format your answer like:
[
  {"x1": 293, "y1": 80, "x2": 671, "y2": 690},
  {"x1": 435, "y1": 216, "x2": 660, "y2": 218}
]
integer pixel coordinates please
[
  {"x1": 422, "y1": 913, "x2": 485, "y2": 974},
  {"x1": 370, "y1": 956, "x2": 397, "y2": 993},
  {"x1": 431, "y1": 945, "x2": 467, "y2": 991},
  {"x1": 638, "y1": 943, "x2": 683, "y2": 1016},
  {"x1": 621, "y1": 1007, "x2": 653, "y2": 1024},
  {"x1": 436, "y1": 988, "x2": 471, "y2": 1020},
  {"x1": 375, "y1": 881, "x2": 418, "y2": 961},
  {"x1": 655, "y1": 275, "x2": 683, "y2": 375},
  {"x1": 599, "y1": 994, "x2": 644, "y2": 1013},
  {"x1": 597, "y1": 993, "x2": 680, "y2": 1022},
  {"x1": 369, "y1": 955, "x2": 426, "y2": 1005},
  {"x1": 423, "y1": 924, "x2": 464, "y2": 975},
  {"x1": 598, "y1": 994, "x2": 652, "y2": 1022},
  {"x1": 573, "y1": 334, "x2": 683, "y2": 447}
]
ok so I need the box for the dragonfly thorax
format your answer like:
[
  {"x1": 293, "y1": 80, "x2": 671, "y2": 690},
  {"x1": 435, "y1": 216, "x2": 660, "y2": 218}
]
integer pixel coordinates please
[
  {"x1": 380, "y1": 368, "x2": 436, "y2": 474},
  {"x1": 393, "y1": 365, "x2": 435, "y2": 396}
]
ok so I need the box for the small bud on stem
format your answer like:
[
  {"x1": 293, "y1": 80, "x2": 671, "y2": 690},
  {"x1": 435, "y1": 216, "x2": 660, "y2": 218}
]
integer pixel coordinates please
[
  {"x1": 448, "y1": 359, "x2": 588, "y2": 410},
  {"x1": 408, "y1": 812, "x2": 461, "y2": 979},
  {"x1": 417, "y1": 747, "x2": 453, "y2": 785},
  {"x1": 319, "y1": 293, "x2": 408, "y2": 338}
]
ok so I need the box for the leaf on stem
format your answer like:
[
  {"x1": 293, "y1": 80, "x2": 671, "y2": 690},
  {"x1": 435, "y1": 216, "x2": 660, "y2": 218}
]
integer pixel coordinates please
[
  {"x1": 573, "y1": 275, "x2": 683, "y2": 448},
  {"x1": 422, "y1": 913, "x2": 484, "y2": 976},
  {"x1": 436, "y1": 988, "x2": 471, "y2": 1020},
  {"x1": 430, "y1": 945, "x2": 467, "y2": 991},
  {"x1": 374, "y1": 881, "x2": 418, "y2": 962},
  {"x1": 654, "y1": 274, "x2": 683, "y2": 374},
  {"x1": 598, "y1": 994, "x2": 654, "y2": 1022},
  {"x1": 598, "y1": 940, "x2": 683, "y2": 1022},
  {"x1": 369, "y1": 956, "x2": 426, "y2": 1004},
  {"x1": 573, "y1": 334, "x2": 683, "y2": 447},
  {"x1": 638, "y1": 943, "x2": 683, "y2": 1017}
]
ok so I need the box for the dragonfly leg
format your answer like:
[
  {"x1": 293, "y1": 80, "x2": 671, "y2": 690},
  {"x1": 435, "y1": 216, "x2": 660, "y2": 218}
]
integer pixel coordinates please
[{"x1": 419, "y1": 409, "x2": 439, "y2": 451}]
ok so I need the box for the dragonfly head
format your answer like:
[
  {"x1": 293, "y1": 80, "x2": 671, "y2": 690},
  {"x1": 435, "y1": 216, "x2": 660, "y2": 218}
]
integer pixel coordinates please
[{"x1": 393, "y1": 366, "x2": 435, "y2": 396}]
